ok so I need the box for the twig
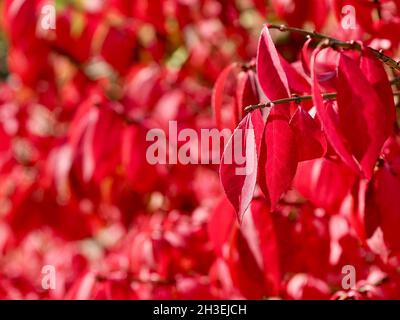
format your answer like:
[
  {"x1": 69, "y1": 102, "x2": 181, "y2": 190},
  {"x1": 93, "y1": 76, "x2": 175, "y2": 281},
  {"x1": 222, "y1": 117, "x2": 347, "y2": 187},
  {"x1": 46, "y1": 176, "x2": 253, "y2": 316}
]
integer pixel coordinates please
[
  {"x1": 245, "y1": 92, "x2": 400, "y2": 113},
  {"x1": 268, "y1": 24, "x2": 400, "y2": 71},
  {"x1": 245, "y1": 93, "x2": 336, "y2": 112}
]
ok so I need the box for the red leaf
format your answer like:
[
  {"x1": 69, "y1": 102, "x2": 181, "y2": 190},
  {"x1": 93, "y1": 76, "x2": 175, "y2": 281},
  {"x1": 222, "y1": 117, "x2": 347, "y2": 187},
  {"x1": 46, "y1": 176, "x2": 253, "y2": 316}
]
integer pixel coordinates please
[
  {"x1": 245, "y1": 200, "x2": 280, "y2": 295},
  {"x1": 212, "y1": 63, "x2": 238, "y2": 129},
  {"x1": 236, "y1": 70, "x2": 259, "y2": 119},
  {"x1": 100, "y1": 25, "x2": 136, "y2": 74},
  {"x1": 258, "y1": 107, "x2": 298, "y2": 210},
  {"x1": 207, "y1": 198, "x2": 236, "y2": 258},
  {"x1": 257, "y1": 26, "x2": 290, "y2": 102},
  {"x1": 366, "y1": 166, "x2": 400, "y2": 250},
  {"x1": 337, "y1": 53, "x2": 389, "y2": 179},
  {"x1": 256, "y1": 27, "x2": 298, "y2": 208},
  {"x1": 301, "y1": 38, "x2": 312, "y2": 76},
  {"x1": 293, "y1": 158, "x2": 357, "y2": 213},
  {"x1": 311, "y1": 49, "x2": 362, "y2": 174},
  {"x1": 91, "y1": 105, "x2": 123, "y2": 182},
  {"x1": 360, "y1": 49, "x2": 396, "y2": 138},
  {"x1": 364, "y1": 180, "x2": 381, "y2": 238},
  {"x1": 228, "y1": 227, "x2": 267, "y2": 298},
  {"x1": 279, "y1": 56, "x2": 311, "y2": 95},
  {"x1": 290, "y1": 106, "x2": 327, "y2": 161},
  {"x1": 220, "y1": 110, "x2": 264, "y2": 222},
  {"x1": 228, "y1": 199, "x2": 280, "y2": 298}
]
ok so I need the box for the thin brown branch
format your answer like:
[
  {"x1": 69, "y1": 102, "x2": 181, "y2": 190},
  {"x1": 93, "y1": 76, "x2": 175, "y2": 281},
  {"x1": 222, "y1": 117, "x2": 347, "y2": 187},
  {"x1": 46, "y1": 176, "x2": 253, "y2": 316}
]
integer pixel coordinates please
[
  {"x1": 369, "y1": 48, "x2": 400, "y2": 71},
  {"x1": 268, "y1": 24, "x2": 400, "y2": 72},
  {"x1": 245, "y1": 92, "x2": 400, "y2": 113},
  {"x1": 245, "y1": 93, "x2": 336, "y2": 112}
]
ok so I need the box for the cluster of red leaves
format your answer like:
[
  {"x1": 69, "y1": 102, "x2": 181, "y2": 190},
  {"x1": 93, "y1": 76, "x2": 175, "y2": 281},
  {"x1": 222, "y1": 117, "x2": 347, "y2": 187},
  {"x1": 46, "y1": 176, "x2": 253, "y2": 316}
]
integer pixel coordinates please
[
  {"x1": 0, "y1": 0, "x2": 400, "y2": 300},
  {"x1": 216, "y1": 0, "x2": 400, "y2": 300}
]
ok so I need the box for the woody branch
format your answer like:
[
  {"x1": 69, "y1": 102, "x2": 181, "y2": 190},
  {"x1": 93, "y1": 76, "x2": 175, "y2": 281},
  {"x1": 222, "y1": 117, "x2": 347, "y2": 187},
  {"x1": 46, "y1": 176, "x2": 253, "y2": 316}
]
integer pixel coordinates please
[
  {"x1": 245, "y1": 92, "x2": 400, "y2": 113},
  {"x1": 268, "y1": 24, "x2": 400, "y2": 71}
]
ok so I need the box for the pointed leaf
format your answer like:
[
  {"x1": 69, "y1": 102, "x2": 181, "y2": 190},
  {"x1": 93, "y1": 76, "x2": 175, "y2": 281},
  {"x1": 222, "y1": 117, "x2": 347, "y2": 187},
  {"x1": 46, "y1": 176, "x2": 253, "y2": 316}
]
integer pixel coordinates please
[
  {"x1": 257, "y1": 26, "x2": 290, "y2": 102},
  {"x1": 212, "y1": 63, "x2": 237, "y2": 129},
  {"x1": 290, "y1": 106, "x2": 327, "y2": 161},
  {"x1": 311, "y1": 49, "x2": 362, "y2": 174},
  {"x1": 361, "y1": 49, "x2": 396, "y2": 138},
  {"x1": 337, "y1": 53, "x2": 388, "y2": 179},
  {"x1": 258, "y1": 107, "x2": 298, "y2": 210},
  {"x1": 220, "y1": 110, "x2": 264, "y2": 222}
]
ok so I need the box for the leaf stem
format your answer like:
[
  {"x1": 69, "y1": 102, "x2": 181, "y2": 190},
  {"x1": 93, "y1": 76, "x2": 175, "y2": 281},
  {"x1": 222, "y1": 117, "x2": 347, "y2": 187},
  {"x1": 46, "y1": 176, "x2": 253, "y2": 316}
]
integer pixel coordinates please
[{"x1": 245, "y1": 92, "x2": 400, "y2": 113}]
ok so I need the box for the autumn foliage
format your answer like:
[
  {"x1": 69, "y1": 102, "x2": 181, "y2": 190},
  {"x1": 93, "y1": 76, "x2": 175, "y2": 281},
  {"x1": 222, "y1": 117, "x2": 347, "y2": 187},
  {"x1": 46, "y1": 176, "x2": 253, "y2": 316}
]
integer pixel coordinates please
[{"x1": 0, "y1": 0, "x2": 400, "y2": 300}]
